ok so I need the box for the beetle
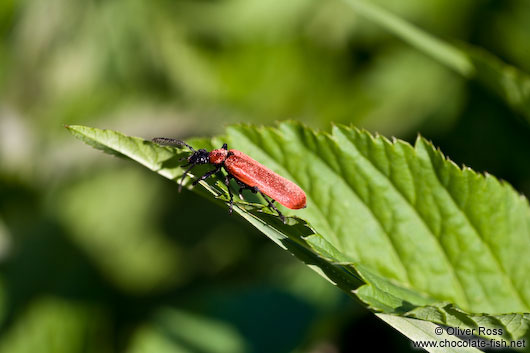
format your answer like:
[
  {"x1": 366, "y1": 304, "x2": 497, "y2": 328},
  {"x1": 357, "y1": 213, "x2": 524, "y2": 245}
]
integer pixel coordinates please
[{"x1": 152, "y1": 137, "x2": 306, "y2": 222}]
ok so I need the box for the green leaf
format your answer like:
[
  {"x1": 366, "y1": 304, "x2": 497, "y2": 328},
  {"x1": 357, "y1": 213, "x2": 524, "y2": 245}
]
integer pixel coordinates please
[
  {"x1": 66, "y1": 122, "x2": 530, "y2": 342},
  {"x1": 376, "y1": 314, "x2": 484, "y2": 353},
  {"x1": 340, "y1": 0, "x2": 530, "y2": 123}
]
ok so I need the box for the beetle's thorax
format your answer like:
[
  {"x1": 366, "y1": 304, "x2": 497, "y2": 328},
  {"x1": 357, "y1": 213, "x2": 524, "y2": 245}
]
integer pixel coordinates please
[{"x1": 209, "y1": 148, "x2": 229, "y2": 164}]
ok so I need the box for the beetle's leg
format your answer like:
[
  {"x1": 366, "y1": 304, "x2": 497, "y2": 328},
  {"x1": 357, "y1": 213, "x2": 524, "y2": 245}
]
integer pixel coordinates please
[
  {"x1": 257, "y1": 189, "x2": 285, "y2": 223},
  {"x1": 237, "y1": 185, "x2": 255, "y2": 200},
  {"x1": 224, "y1": 174, "x2": 234, "y2": 214},
  {"x1": 233, "y1": 179, "x2": 250, "y2": 200},
  {"x1": 192, "y1": 165, "x2": 221, "y2": 186},
  {"x1": 239, "y1": 185, "x2": 259, "y2": 199},
  {"x1": 179, "y1": 164, "x2": 196, "y2": 192},
  {"x1": 231, "y1": 183, "x2": 285, "y2": 222}
]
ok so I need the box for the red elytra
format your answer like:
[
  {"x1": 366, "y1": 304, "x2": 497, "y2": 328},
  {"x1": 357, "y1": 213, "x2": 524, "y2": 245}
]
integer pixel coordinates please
[{"x1": 209, "y1": 148, "x2": 306, "y2": 210}]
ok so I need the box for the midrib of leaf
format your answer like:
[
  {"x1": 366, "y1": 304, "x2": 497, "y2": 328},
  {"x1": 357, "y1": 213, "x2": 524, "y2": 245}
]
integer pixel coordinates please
[{"x1": 417, "y1": 139, "x2": 530, "y2": 310}]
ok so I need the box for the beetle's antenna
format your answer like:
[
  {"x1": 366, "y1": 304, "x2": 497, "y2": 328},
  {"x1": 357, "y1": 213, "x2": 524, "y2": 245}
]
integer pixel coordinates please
[{"x1": 152, "y1": 137, "x2": 196, "y2": 152}]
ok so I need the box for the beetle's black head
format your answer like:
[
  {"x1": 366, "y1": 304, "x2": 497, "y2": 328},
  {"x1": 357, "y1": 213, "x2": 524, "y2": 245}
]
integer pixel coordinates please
[
  {"x1": 151, "y1": 137, "x2": 213, "y2": 192},
  {"x1": 187, "y1": 149, "x2": 210, "y2": 165}
]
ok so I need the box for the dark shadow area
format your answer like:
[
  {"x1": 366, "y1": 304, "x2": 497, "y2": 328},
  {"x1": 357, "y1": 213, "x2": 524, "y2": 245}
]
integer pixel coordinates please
[{"x1": 418, "y1": 82, "x2": 530, "y2": 197}]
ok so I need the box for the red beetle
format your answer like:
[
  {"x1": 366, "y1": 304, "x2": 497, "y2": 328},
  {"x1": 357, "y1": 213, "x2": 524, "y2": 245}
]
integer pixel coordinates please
[{"x1": 152, "y1": 138, "x2": 306, "y2": 222}]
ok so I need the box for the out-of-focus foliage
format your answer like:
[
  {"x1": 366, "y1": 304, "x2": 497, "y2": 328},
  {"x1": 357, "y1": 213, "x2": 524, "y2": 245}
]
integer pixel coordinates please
[
  {"x1": 343, "y1": 0, "x2": 530, "y2": 124},
  {"x1": 1, "y1": 0, "x2": 530, "y2": 352}
]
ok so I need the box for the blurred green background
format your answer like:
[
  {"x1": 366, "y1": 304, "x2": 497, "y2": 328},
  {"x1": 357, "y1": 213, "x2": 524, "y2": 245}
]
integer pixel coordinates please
[{"x1": 1, "y1": 0, "x2": 529, "y2": 352}]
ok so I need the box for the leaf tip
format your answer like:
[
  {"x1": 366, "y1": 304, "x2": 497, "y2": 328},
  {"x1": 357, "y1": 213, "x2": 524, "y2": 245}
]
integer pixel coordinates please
[{"x1": 414, "y1": 133, "x2": 424, "y2": 145}]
